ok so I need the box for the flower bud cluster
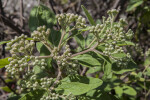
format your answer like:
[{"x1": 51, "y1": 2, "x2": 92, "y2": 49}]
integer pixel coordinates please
[
  {"x1": 134, "y1": 44, "x2": 144, "y2": 56},
  {"x1": 6, "y1": 34, "x2": 34, "y2": 56},
  {"x1": 21, "y1": 75, "x2": 54, "y2": 91},
  {"x1": 89, "y1": 24, "x2": 103, "y2": 40},
  {"x1": 5, "y1": 56, "x2": 32, "y2": 76},
  {"x1": 51, "y1": 45, "x2": 79, "y2": 74},
  {"x1": 88, "y1": 9, "x2": 134, "y2": 65},
  {"x1": 20, "y1": 71, "x2": 37, "y2": 90},
  {"x1": 21, "y1": 80, "x2": 38, "y2": 91},
  {"x1": 88, "y1": 9, "x2": 133, "y2": 42},
  {"x1": 126, "y1": 29, "x2": 134, "y2": 40},
  {"x1": 56, "y1": 13, "x2": 86, "y2": 28},
  {"x1": 107, "y1": 9, "x2": 119, "y2": 17},
  {"x1": 32, "y1": 58, "x2": 47, "y2": 70},
  {"x1": 40, "y1": 92, "x2": 75, "y2": 100},
  {"x1": 89, "y1": 20, "x2": 133, "y2": 43},
  {"x1": 40, "y1": 93, "x2": 60, "y2": 100},
  {"x1": 104, "y1": 43, "x2": 124, "y2": 55},
  {"x1": 52, "y1": 45, "x2": 72, "y2": 67},
  {"x1": 115, "y1": 57, "x2": 131, "y2": 67},
  {"x1": 111, "y1": 52, "x2": 131, "y2": 67},
  {"x1": 40, "y1": 77, "x2": 54, "y2": 88},
  {"x1": 31, "y1": 25, "x2": 50, "y2": 41},
  {"x1": 22, "y1": 70, "x2": 34, "y2": 80}
]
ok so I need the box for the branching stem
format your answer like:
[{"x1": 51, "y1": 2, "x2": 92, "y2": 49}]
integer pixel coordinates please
[
  {"x1": 37, "y1": 55, "x2": 52, "y2": 59},
  {"x1": 71, "y1": 42, "x2": 98, "y2": 58}
]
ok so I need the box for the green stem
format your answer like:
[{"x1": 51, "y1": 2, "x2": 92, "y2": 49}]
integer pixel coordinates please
[
  {"x1": 87, "y1": 38, "x2": 97, "y2": 48},
  {"x1": 42, "y1": 41, "x2": 52, "y2": 52},
  {"x1": 58, "y1": 29, "x2": 66, "y2": 51}
]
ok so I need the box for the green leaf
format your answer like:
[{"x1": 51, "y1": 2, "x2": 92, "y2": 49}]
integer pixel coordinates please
[
  {"x1": 96, "y1": 46, "x2": 112, "y2": 63},
  {"x1": 19, "y1": 89, "x2": 45, "y2": 100},
  {"x1": 74, "y1": 34, "x2": 85, "y2": 50},
  {"x1": 85, "y1": 33, "x2": 95, "y2": 47},
  {"x1": 48, "y1": 29, "x2": 61, "y2": 46},
  {"x1": 96, "y1": 19, "x2": 101, "y2": 24},
  {"x1": 144, "y1": 57, "x2": 150, "y2": 66},
  {"x1": 26, "y1": 38, "x2": 33, "y2": 40},
  {"x1": 81, "y1": 5, "x2": 96, "y2": 25},
  {"x1": 0, "y1": 86, "x2": 11, "y2": 92},
  {"x1": 87, "y1": 90, "x2": 119, "y2": 100},
  {"x1": 79, "y1": 26, "x2": 91, "y2": 32},
  {"x1": 29, "y1": 4, "x2": 61, "y2": 46},
  {"x1": 29, "y1": 4, "x2": 56, "y2": 32},
  {"x1": 56, "y1": 75, "x2": 103, "y2": 95},
  {"x1": 57, "y1": 82, "x2": 93, "y2": 95},
  {"x1": 99, "y1": 75, "x2": 122, "y2": 92},
  {"x1": 33, "y1": 66, "x2": 48, "y2": 79},
  {"x1": 123, "y1": 86, "x2": 137, "y2": 96},
  {"x1": 0, "y1": 41, "x2": 10, "y2": 45},
  {"x1": 72, "y1": 52, "x2": 102, "y2": 68},
  {"x1": 36, "y1": 42, "x2": 54, "y2": 75},
  {"x1": 36, "y1": 42, "x2": 50, "y2": 56},
  {"x1": 112, "y1": 60, "x2": 137, "y2": 74},
  {"x1": 8, "y1": 93, "x2": 22, "y2": 100},
  {"x1": 102, "y1": 62, "x2": 112, "y2": 80},
  {"x1": 145, "y1": 67, "x2": 150, "y2": 76},
  {"x1": 117, "y1": 41, "x2": 135, "y2": 46},
  {"x1": 86, "y1": 67, "x2": 101, "y2": 74},
  {"x1": 5, "y1": 79, "x2": 13, "y2": 83},
  {"x1": 0, "y1": 57, "x2": 10, "y2": 69},
  {"x1": 111, "y1": 53, "x2": 127, "y2": 58},
  {"x1": 126, "y1": 0, "x2": 143, "y2": 12},
  {"x1": 98, "y1": 92, "x2": 119, "y2": 100},
  {"x1": 114, "y1": 86, "x2": 123, "y2": 98}
]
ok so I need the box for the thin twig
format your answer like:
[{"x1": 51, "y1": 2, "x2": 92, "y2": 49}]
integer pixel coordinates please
[
  {"x1": 0, "y1": 15, "x2": 29, "y2": 35},
  {"x1": 71, "y1": 48, "x2": 93, "y2": 58},
  {"x1": 20, "y1": 0, "x2": 24, "y2": 28},
  {"x1": 145, "y1": 89, "x2": 150, "y2": 100},
  {"x1": 0, "y1": 0, "x2": 29, "y2": 35},
  {"x1": 2, "y1": 0, "x2": 7, "y2": 8},
  {"x1": 142, "y1": 65, "x2": 148, "y2": 74},
  {"x1": 111, "y1": 0, "x2": 120, "y2": 9},
  {"x1": 38, "y1": 0, "x2": 40, "y2": 5},
  {"x1": 144, "y1": 75, "x2": 147, "y2": 100},
  {"x1": 49, "y1": 0, "x2": 56, "y2": 14},
  {"x1": 81, "y1": 67, "x2": 88, "y2": 76},
  {"x1": 0, "y1": 0, "x2": 5, "y2": 16},
  {"x1": 92, "y1": 0, "x2": 100, "y2": 13},
  {"x1": 50, "y1": 67, "x2": 62, "y2": 90},
  {"x1": 63, "y1": 0, "x2": 78, "y2": 12},
  {"x1": 0, "y1": 76, "x2": 18, "y2": 95}
]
